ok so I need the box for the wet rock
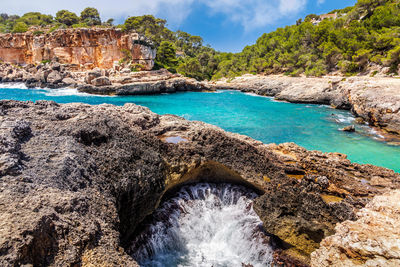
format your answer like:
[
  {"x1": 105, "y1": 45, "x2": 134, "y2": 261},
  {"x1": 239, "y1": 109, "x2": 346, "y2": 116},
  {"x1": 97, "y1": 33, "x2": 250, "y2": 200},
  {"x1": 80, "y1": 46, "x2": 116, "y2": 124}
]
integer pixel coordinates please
[
  {"x1": 355, "y1": 117, "x2": 365, "y2": 124},
  {"x1": 340, "y1": 125, "x2": 356, "y2": 132}
]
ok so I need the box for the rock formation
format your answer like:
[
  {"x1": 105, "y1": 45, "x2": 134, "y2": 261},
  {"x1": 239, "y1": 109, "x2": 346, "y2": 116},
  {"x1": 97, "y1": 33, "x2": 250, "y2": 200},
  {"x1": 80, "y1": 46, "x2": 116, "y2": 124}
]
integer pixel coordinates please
[
  {"x1": 210, "y1": 75, "x2": 400, "y2": 137},
  {"x1": 0, "y1": 28, "x2": 156, "y2": 70},
  {"x1": 0, "y1": 100, "x2": 399, "y2": 266},
  {"x1": 0, "y1": 63, "x2": 209, "y2": 94},
  {"x1": 311, "y1": 189, "x2": 400, "y2": 267}
]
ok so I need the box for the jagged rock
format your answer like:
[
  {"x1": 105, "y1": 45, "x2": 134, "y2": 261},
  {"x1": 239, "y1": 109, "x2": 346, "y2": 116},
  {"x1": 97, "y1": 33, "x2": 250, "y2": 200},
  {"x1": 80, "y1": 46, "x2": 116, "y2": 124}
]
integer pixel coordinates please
[
  {"x1": 341, "y1": 125, "x2": 356, "y2": 132},
  {"x1": 311, "y1": 190, "x2": 400, "y2": 267},
  {"x1": 91, "y1": 76, "x2": 112, "y2": 87},
  {"x1": 0, "y1": 100, "x2": 398, "y2": 266}
]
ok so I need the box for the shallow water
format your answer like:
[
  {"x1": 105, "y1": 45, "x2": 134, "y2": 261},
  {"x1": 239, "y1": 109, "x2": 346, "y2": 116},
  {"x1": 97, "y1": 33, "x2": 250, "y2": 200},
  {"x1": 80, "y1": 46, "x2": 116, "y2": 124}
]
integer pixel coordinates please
[
  {"x1": 0, "y1": 85, "x2": 399, "y2": 172},
  {"x1": 129, "y1": 183, "x2": 272, "y2": 267}
]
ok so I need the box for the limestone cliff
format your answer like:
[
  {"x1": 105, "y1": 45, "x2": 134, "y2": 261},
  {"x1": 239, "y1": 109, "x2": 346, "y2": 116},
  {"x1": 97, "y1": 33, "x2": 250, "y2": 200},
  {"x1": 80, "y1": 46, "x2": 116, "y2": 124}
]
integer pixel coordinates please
[{"x1": 0, "y1": 28, "x2": 156, "y2": 70}]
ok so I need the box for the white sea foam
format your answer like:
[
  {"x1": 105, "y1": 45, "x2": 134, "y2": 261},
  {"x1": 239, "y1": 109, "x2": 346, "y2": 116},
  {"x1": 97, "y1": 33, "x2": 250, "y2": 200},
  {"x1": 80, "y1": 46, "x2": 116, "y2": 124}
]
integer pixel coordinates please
[
  {"x1": 335, "y1": 113, "x2": 355, "y2": 124},
  {"x1": 42, "y1": 88, "x2": 93, "y2": 97},
  {"x1": 130, "y1": 183, "x2": 273, "y2": 267},
  {"x1": 244, "y1": 92, "x2": 273, "y2": 100},
  {"x1": 0, "y1": 83, "x2": 28, "y2": 89}
]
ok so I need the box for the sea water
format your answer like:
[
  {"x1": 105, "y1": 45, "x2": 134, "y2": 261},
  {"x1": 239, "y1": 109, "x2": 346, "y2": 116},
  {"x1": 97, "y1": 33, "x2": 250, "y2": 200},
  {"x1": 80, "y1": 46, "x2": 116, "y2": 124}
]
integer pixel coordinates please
[{"x1": 0, "y1": 85, "x2": 399, "y2": 172}]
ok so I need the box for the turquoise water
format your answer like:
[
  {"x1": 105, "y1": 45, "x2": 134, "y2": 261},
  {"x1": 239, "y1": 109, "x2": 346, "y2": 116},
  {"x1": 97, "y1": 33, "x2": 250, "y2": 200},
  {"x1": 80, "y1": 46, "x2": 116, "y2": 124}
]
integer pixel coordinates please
[{"x1": 0, "y1": 85, "x2": 399, "y2": 173}]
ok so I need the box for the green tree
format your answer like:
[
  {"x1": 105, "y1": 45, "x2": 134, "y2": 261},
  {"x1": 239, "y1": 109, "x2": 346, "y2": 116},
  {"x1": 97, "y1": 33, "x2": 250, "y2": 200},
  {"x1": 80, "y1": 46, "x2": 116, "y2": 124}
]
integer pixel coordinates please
[
  {"x1": 56, "y1": 10, "x2": 79, "y2": 26},
  {"x1": 80, "y1": 7, "x2": 101, "y2": 26},
  {"x1": 19, "y1": 12, "x2": 53, "y2": 26},
  {"x1": 122, "y1": 15, "x2": 173, "y2": 45},
  {"x1": 156, "y1": 41, "x2": 178, "y2": 72},
  {"x1": 11, "y1": 21, "x2": 28, "y2": 33}
]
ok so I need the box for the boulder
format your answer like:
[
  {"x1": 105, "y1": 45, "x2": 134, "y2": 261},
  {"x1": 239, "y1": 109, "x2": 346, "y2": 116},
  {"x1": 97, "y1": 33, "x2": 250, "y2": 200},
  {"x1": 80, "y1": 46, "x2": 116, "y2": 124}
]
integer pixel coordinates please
[
  {"x1": 46, "y1": 71, "x2": 63, "y2": 84},
  {"x1": 85, "y1": 68, "x2": 102, "y2": 84},
  {"x1": 61, "y1": 77, "x2": 77, "y2": 86},
  {"x1": 91, "y1": 76, "x2": 112, "y2": 87}
]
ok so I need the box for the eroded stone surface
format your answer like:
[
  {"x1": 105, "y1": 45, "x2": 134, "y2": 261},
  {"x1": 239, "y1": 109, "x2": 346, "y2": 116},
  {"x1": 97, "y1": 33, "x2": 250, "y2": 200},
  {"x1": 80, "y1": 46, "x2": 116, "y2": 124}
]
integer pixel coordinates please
[
  {"x1": 311, "y1": 190, "x2": 400, "y2": 267},
  {"x1": 0, "y1": 28, "x2": 155, "y2": 70},
  {"x1": 0, "y1": 100, "x2": 398, "y2": 266}
]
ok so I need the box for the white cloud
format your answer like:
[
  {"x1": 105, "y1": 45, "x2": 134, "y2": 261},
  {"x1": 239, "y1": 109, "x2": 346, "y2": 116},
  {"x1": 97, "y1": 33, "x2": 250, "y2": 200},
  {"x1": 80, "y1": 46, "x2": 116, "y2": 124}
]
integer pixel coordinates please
[
  {"x1": 1, "y1": 0, "x2": 308, "y2": 30},
  {"x1": 317, "y1": 0, "x2": 325, "y2": 5}
]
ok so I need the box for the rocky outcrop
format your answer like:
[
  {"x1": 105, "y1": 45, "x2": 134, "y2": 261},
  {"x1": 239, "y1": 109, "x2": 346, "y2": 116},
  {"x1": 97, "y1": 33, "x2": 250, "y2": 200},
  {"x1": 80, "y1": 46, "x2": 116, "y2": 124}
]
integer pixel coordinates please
[
  {"x1": 210, "y1": 75, "x2": 400, "y2": 137},
  {"x1": 0, "y1": 63, "x2": 209, "y2": 93},
  {"x1": 0, "y1": 28, "x2": 156, "y2": 70},
  {"x1": 0, "y1": 100, "x2": 399, "y2": 266},
  {"x1": 311, "y1": 190, "x2": 400, "y2": 267}
]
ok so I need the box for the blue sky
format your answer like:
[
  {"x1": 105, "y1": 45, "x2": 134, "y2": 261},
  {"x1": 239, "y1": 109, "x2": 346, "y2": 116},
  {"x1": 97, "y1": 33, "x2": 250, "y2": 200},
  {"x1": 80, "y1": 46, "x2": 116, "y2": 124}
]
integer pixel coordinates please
[{"x1": 3, "y1": 0, "x2": 357, "y2": 52}]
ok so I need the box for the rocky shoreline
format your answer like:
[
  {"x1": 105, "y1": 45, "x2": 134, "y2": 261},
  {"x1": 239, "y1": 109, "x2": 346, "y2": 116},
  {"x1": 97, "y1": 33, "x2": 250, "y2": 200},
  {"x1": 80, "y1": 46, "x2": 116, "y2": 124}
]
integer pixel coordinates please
[
  {"x1": 1, "y1": 63, "x2": 399, "y2": 138},
  {"x1": 0, "y1": 63, "x2": 210, "y2": 95},
  {"x1": 210, "y1": 74, "x2": 400, "y2": 138},
  {"x1": 1, "y1": 100, "x2": 399, "y2": 266}
]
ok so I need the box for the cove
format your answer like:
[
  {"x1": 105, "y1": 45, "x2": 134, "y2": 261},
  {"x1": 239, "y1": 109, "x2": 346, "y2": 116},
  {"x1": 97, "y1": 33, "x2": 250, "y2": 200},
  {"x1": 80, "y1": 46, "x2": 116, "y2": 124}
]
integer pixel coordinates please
[{"x1": 0, "y1": 85, "x2": 399, "y2": 173}]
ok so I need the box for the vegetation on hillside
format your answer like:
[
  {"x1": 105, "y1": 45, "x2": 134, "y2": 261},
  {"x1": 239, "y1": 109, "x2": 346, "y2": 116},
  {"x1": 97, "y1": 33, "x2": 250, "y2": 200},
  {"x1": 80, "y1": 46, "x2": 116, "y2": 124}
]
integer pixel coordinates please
[
  {"x1": 213, "y1": 0, "x2": 400, "y2": 78},
  {"x1": 1, "y1": 0, "x2": 399, "y2": 79}
]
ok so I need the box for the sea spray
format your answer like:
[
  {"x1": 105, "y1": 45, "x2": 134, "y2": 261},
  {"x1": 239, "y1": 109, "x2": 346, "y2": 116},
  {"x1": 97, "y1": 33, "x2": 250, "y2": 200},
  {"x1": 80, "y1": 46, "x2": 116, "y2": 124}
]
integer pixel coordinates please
[{"x1": 129, "y1": 183, "x2": 273, "y2": 267}]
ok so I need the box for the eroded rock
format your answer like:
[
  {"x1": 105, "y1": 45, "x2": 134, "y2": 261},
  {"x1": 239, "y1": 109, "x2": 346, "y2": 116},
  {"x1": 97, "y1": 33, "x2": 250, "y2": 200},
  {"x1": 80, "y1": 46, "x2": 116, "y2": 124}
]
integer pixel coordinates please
[{"x1": 0, "y1": 100, "x2": 398, "y2": 266}]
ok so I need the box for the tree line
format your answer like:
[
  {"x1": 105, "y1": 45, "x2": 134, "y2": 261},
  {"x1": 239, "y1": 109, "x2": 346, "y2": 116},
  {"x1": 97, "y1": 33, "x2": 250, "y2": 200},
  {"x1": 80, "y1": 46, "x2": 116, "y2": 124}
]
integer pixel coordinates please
[
  {"x1": 1, "y1": 0, "x2": 400, "y2": 80},
  {"x1": 213, "y1": 0, "x2": 400, "y2": 78}
]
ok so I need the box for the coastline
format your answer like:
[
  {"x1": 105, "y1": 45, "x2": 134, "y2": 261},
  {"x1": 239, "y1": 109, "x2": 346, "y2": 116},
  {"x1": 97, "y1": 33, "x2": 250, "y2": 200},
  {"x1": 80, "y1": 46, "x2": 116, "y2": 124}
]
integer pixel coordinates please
[
  {"x1": 209, "y1": 74, "x2": 400, "y2": 139},
  {"x1": 1, "y1": 63, "x2": 399, "y2": 141}
]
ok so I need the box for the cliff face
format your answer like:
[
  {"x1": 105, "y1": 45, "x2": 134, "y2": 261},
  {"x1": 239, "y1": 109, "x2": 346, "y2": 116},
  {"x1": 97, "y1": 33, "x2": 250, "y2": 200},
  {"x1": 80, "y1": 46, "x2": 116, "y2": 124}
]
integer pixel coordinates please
[{"x1": 0, "y1": 28, "x2": 156, "y2": 70}]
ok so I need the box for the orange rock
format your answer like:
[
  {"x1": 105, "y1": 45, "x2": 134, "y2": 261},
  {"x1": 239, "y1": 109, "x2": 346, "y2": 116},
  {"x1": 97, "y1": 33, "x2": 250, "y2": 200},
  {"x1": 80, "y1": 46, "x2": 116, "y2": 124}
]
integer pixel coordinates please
[{"x1": 0, "y1": 28, "x2": 156, "y2": 70}]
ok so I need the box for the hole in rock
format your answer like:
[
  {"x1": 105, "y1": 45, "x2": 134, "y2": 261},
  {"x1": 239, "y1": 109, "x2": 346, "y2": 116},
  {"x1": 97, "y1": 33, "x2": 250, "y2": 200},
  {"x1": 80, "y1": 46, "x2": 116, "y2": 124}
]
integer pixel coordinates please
[{"x1": 127, "y1": 183, "x2": 273, "y2": 267}]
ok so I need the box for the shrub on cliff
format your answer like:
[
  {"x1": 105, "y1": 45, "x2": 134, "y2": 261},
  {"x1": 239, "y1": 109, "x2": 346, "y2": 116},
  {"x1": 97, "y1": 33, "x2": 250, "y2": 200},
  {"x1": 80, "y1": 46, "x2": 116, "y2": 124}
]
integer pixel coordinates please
[
  {"x1": 18, "y1": 12, "x2": 53, "y2": 26},
  {"x1": 55, "y1": 10, "x2": 79, "y2": 26},
  {"x1": 11, "y1": 22, "x2": 28, "y2": 33},
  {"x1": 80, "y1": 7, "x2": 101, "y2": 26}
]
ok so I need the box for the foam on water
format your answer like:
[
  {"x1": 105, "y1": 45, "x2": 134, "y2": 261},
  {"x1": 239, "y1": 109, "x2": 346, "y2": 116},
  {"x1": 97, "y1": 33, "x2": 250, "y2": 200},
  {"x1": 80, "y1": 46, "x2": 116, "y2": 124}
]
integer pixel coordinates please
[
  {"x1": 1, "y1": 83, "x2": 28, "y2": 89},
  {"x1": 129, "y1": 183, "x2": 272, "y2": 267},
  {"x1": 42, "y1": 87, "x2": 93, "y2": 97}
]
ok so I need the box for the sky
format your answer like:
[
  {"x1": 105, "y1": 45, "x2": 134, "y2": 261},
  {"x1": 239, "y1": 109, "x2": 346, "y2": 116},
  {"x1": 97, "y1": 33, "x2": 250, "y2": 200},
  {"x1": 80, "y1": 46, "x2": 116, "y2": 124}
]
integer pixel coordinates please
[{"x1": 1, "y1": 0, "x2": 357, "y2": 52}]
